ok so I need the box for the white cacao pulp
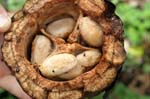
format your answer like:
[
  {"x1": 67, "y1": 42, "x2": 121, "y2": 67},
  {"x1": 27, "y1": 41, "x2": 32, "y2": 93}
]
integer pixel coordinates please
[
  {"x1": 31, "y1": 17, "x2": 104, "y2": 80},
  {"x1": 79, "y1": 17, "x2": 103, "y2": 47},
  {"x1": 39, "y1": 53, "x2": 78, "y2": 78},
  {"x1": 77, "y1": 50, "x2": 101, "y2": 67},
  {"x1": 58, "y1": 65, "x2": 84, "y2": 80},
  {"x1": 46, "y1": 18, "x2": 75, "y2": 38},
  {"x1": 31, "y1": 35, "x2": 52, "y2": 64}
]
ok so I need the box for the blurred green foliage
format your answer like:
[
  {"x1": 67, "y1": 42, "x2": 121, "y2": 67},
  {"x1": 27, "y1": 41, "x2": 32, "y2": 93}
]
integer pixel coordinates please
[
  {"x1": 7, "y1": 0, "x2": 26, "y2": 11},
  {"x1": 115, "y1": 2, "x2": 150, "y2": 46},
  {"x1": 110, "y1": 83, "x2": 150, "y2": 99},
  {"x1": 0, "y1": 0, "x2": 25, "y2": 11},
  {"x1": 87, "y1": 83, "x2": 150, "y2": 99},
  {"x1": 114, "y1": 1, "x2": 150, "y2": 73},
  {"x1": 0, "y1": 0, "x2": 150, "y2": 99}
]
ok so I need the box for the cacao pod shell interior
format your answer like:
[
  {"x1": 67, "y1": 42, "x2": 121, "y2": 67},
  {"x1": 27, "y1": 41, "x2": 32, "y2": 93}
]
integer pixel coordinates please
[{"x1": 2, "y1": 0, "x2": 126, "y2": 99}]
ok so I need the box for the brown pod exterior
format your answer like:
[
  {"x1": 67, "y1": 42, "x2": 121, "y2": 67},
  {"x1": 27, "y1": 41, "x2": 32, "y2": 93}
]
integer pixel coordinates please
[{"x1": 2, "y1": 0, "x2": 126, "y2": 99}]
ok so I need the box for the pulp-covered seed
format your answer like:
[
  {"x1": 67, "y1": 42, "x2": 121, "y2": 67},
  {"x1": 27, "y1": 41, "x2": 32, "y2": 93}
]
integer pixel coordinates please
[
  {"x1": 77, "y1": 50, "x2": 101, "y2": 67},
  {"x1": 40, "y1": 53, "x2": 78, "y2": 78},
  {"x1": 59, "y1": 65, "x2": 84, "y2": 80},
  {"x1": 79, "y1": 17, "x2": 103, "y2": 47},
  {"x1": 31, "y1": 35, "x2": 52, "y2": 64},
  {"x1": 46, "y1": 18, "x2": 75, "y2": 38}
]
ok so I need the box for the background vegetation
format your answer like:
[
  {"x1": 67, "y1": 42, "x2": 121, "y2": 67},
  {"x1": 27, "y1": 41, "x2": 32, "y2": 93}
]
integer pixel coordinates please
[{"x1": 0, "y1": 0, "x2": 150, "y2": 99}]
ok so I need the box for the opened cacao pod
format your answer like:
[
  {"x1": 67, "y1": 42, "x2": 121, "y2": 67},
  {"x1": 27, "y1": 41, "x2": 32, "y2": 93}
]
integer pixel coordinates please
[{"x1": 2, "y1": 0, "x2": 126, "y2": 99}]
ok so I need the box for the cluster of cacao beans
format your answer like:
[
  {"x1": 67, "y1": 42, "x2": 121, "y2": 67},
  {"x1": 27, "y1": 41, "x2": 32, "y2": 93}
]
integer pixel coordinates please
[{"x1": 31, "y1": 16, "x2": 103, "y2": 80}]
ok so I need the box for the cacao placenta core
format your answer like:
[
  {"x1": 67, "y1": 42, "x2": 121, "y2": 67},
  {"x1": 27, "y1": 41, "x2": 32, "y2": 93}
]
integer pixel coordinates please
[{"x1": 2, "y1": 0, "x2": 126, "y2": 99}]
